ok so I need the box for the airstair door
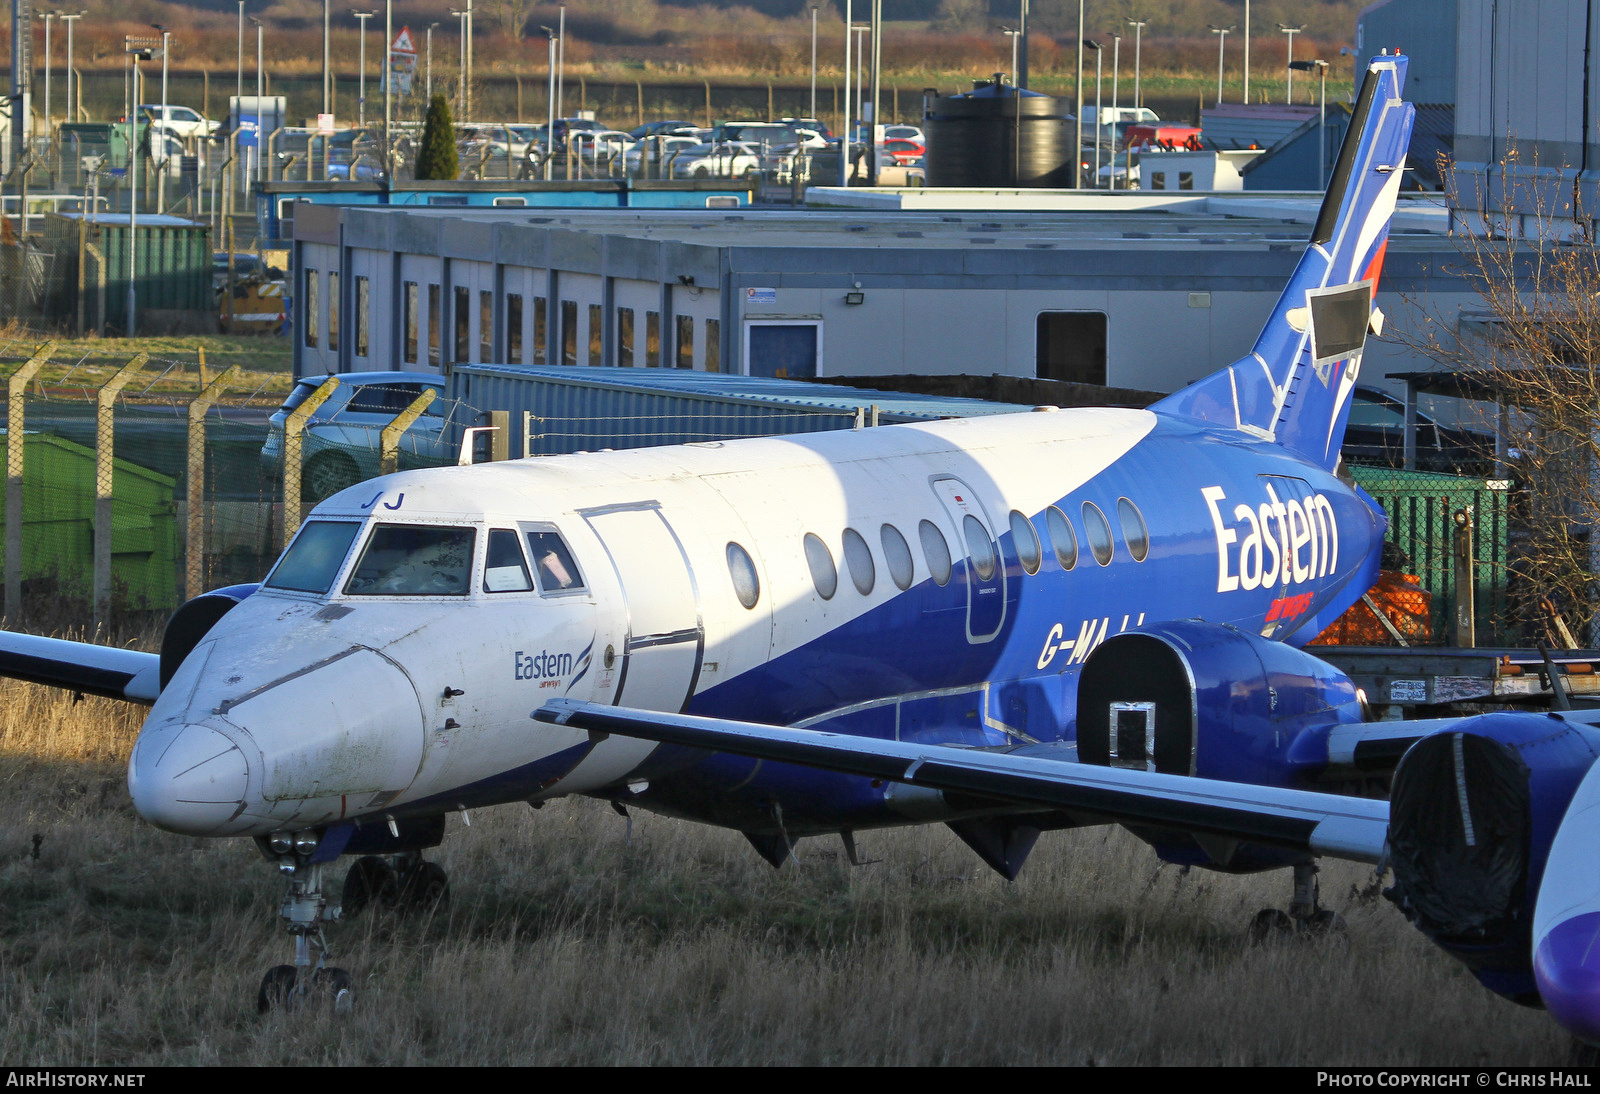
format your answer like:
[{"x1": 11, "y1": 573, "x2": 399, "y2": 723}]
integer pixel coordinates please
[{"x1": 582, "y1": 503, "x2": 704, "y2": 713}]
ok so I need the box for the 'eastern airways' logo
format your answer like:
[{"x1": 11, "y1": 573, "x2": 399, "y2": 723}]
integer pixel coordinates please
[
  {"x1": 1201, "y1": 483, "x2": 1339, "y2": 594},
  {"x1": 515, "y1": 649, "x2": 573, "y2": 681}
]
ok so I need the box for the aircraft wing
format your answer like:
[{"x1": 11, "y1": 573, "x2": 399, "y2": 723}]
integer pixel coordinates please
[
  {"x1": 0, "y1": 631, "x2": 160, "y2": 703},
  {"x1": 535, "y1": 699, "x2": 1390, "y2": 864}
]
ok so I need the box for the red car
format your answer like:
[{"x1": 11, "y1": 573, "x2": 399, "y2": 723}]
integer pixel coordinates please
[{"x1": 883, "y1": 138, "x2": 924, "y2": 165}]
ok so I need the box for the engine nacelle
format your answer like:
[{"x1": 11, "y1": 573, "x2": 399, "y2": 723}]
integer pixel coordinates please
[
  {"x1": 1077, "y1": 620, "x2": 1364, "y2": 787},
  {"x1": 158, "y1": 583, "x2": 259, "y2": 688},
  {"x1": 1386, "y1": 712, "x2": 1600, "y2": 1005}
]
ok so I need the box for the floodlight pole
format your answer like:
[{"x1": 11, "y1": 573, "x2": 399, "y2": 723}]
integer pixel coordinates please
[
  {"x1": 1127, "y1": 18, "x2": 1146, "y2": 110},
  {"x1": 809, "y1": 7, "x2": 817, "y2": 120},
  {"x1": 1209, "y1": 25, "x2": 1233, "y2": 105},
  {"x1": 542, "y1": 26, "x2": 555, "y2": 180},
  {"x1": 63, "y1": 11, "x2": 82, "y2": 123},
  {"x1": 353, "y1": 10, "x2": 373, "y2": 127},
  {"x1": 1278, "y1": 23, "x2": 1304, "y2": 103}
]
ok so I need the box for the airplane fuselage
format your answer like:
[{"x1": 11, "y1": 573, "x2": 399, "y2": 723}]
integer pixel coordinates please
[{"x1": 128, "y1": 405, "x2": 1384, "y2": 842}]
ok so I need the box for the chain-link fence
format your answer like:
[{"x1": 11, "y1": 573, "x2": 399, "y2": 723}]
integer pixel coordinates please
[{"x1": 0, "y1": 350, "x2": 479, "y2": 629}]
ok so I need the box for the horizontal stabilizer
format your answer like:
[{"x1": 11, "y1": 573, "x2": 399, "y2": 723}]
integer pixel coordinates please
[
  {"x1": 537, "y1": 699, "x2": 1390, "y2": 863},
  {"x1": 0, "y1": 630, "x2": 160, "y2": 703}
]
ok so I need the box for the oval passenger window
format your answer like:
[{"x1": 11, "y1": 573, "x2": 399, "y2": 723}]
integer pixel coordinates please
[
  {"x1": 963, "y1": 515, "x2": 997, "y2": 581},
  {"x1": 726, "y1": 542, "x2": 760, "y2": 609},
  {"x1": 842, "y1": 528, "x2": 875, "y2": 596},
  {"x1": 1047, "y1": 505, "x2": 1077, "y2": 570},
  {"x1": 1010, "y1": 510, "x2": 1041, "y2": 575},
  {"x1": 881, "y1": 524, "x2": 915, "y2": 590},
  {"x1": 1082, "y1": 502, "x2": 1114, "y2": 566},
  {"x1": 803, "y1": 532, "x2": 838, "y2": 600},
  {"x1": 1118, "y1": 498, "x2": 1150, "y2": 562},
  {"x1": 919, "y1": 520, "x2": 952, "y2": 587}
]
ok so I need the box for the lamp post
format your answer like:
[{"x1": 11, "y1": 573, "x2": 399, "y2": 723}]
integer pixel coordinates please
[
  {"x1": 809, "y1": 7, "x2": 817, "y2": 120},
  {"x1": 451, "y1": 9, "x2": 467, "y2": 118},
  {"x1": 62, "y1": 11, "x2": 82, "y2": 122},
  {"x1": 1087, "y1": 37, "x2": 1102, "y2": 187},
  {"x1": 1001, "y1": 26, "x2": 1020, "y2": 82},
  {"x1": 322, "y1": 0, "x2": 330, "y2": 115},
  {"x1": 1290, "y1": 58, "x2": 1329, "y2": 185},
  {"x1": 1242, "y1": 0, "x2": 1250, "y2": 103},
  {"x1": 1017, "y1": 0, "x2": 1029, "y2": 90},
  {"x1": 1208, "y1": 24, "x2": 1233, "y2": 105},
  {"x1": 1278, "y1": 23, "x2": 1304, "y2": 102},
  {"x1": 426, "y1": 22, "x2": 439, "y2": 99},
  {"x1": 152, "y1": 24, "x2": 170, "y2": 212},
  {"x1": 556, "y1": 3, "x2": 564, "y2": 123},
  {"x1": 838, "y1": 0, "x2": 850, "y2": 186},
  {"x1": 1109, "y1": 31, "x2": 1121, "y2": 190},
  {"x1": 1073, "y1": 0, "x2": 1084, "y2": 189},
  {"x1": 253, "y1": 17, "x2": 263, "y2": 183},
  {"x1": 1127, "y1": 18, "x2": 1146, "y2": 110},
  {"x1": 541, "y1": 25, "x2": 555, "y2": 180},
  {"x1": 236, "y1": 1, "x2": 244, "y2": 110},
  {"x1": 42, "y1": 11, "x2": 54, "y2": 132},
  {"x1": 382, "y1": 0, "x2": 391, "y2": 175},
  {"x1": 853, "y1": 23, "x2": 867, "y2": 143},
  {"x1": 353, "y1": 10, "x2": 374, "y2": 127}
]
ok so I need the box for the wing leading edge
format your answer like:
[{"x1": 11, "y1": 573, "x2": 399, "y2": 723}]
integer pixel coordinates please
[
  {"x1": 535, "y1": 699, "x2": 1390, "y2": 863},
  {"x1": 0, "y1": 631, "x2": 161, "y2": 703}
]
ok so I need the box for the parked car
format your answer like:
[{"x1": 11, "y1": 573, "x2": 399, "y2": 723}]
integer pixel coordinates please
[
  {"x1": 670, "y1": 141, "x2": 761, "y2": 179},
  {"x1": 883, "y1": 124, "x2": 924, "y2": 143},
  {"x1": 138, "y1": 104, "x2": 219, "y2": 140},
  {"x1": 883, "y1": 138, "x2": 925, "y2": 165},
  {"x1": 624, "y1": 134, "x2": 702, "y2": 173},
  {"x1": 1340, "y1": 386, "x2": 1496, "y2": 473},
  {"x1": 629, "y1": 119, "x2": 698, "y2": 140},
  {"x1": 261, "y1": 372, "x2": 451, "y2": 500}
]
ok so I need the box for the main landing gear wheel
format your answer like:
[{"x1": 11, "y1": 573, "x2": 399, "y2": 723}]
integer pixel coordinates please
[
  {"x1": 341, "y1": 856, "x2": 400, "y2": 919},
  {"x1": 397, "y1": 859, "x2": 450, "y2": 912},
  {"x1": 1249, "y1": 862, "x2": 1347, "y2": 943}
]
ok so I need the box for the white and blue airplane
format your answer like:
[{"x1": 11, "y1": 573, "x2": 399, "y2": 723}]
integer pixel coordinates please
[{"x1": 7, "y1": 53, "x2": 1600, "y2": 1048}]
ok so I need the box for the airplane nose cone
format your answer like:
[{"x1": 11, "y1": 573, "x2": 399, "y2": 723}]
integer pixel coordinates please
[{"x1": 128, "y1": 723, "x2": 250, "y2": 835}]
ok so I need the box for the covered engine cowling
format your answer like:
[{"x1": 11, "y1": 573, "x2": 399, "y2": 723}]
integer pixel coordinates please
[
  {"x1": 1386, "y1": 712, "x2": 1600, "y2": 1005},
  {"x1": 158, "y1": 583, "x2": 259, "y2": 688},
  {"x1": 1077, "y1": 620, "x2": 1364, "y2": 787}
]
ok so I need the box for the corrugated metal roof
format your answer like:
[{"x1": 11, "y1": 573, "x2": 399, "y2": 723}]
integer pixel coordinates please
[{"x1": 450, "y1": 365, "x2": 1024, "y2": 457}]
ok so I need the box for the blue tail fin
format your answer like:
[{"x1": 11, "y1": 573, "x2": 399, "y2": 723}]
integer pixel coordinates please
[{"x1": 1154, "y1": 54, "x2": 1416, "y2": 471}]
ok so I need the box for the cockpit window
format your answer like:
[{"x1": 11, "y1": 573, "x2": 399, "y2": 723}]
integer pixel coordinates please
[
  {"x1": 266, "y1": 521, "x2": 361, "y2": 593},
  {"x1": 345, "y1": 524, "x2": 476, "y2": 596},
  {"x1": 484, "y1": 529, "x2": 534, "y2": 592},
  {"x1": 525, "y1": 527, "x2": 586, "y2": 594}
]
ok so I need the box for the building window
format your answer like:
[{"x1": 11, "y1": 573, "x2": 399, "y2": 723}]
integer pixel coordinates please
[
  {"x1": 507, "y1": 294, "x2": 523, "y2": 364},
  {"x1": 533, "y1": 296, "x2": 547, "y2": 364},
  {"x1": 1150, "y1": 172, "x2": 1167, "y2": 190},
  {"x1": 327, "y1": 271, "x2": 339, "y2": 350},
  {"x1": 403, "y1": 282, "x2": 418, "y2": 364},
  {"x1": 617, "y1": 308, "x2": 634, "y2": 367},
  {"x1": 1178, "y1": 171, "x2": 1194, "y2": 191},
  {"x1": 1036, "y1": 312, "x2": 1107, "y2": 386},
  {"x1": 427, "y1": 284, "x2": 441, "y2": 366},
  {"x1": 589, "y1": 304, "x2": 603, "y2": 366},
  {"x1": 303, "y1": 268, "x2": 318, "y2": 349},
  {"x1": 480, "y1": 290, "x2": 494, "y2": 362},
  {"x1": 646, "y1": 311, "x2": 661, "y2": 367},
  {"x1": 675, "y1": 315, "x2": 694, "y2": 369},
  {"x1": 454, "y1": 286, "x2": 471, "y2": 362},
  {"x1": 561, "y1": 300, "x2": 578, "y2": 366},
  {"x1": 705, "y1": 318, "x2": 720, "y2": 372},
  {"x1": 355, "y1": 276, "x2": 369, "y2": 357}
]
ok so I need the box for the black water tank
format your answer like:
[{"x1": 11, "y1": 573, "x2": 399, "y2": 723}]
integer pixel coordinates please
[{"x1": 925, "y1": 74, "x2": 1073, "y2": 188}]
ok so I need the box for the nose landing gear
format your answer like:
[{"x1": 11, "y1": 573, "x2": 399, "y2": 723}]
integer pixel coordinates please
[{"x1": 257, "y1": 860, "x2": 355, "y2": 1014}]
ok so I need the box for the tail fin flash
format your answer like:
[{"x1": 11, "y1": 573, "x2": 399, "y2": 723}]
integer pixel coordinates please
[{"x1": 1155, "y1": 55, "x2": 1416, "y2": 470}]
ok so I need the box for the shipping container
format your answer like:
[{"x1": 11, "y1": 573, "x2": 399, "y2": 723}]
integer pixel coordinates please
[{"x1": 43, "y1": 212, "x2": 212, "y2": 334}]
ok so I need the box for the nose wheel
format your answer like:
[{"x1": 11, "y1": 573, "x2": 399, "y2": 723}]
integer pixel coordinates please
[{"x1": 257, "y1": 860, "x2": 355, "y2": 1014}]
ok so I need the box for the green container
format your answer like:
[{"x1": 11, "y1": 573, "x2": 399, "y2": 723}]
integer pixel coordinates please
[
  {"x1": 56, "y1": 122, "x2": 137, "y2": 169},
  {"x1": 0, "y1": 431, "x2": 177, "y2": 611},
  {"x1": 43, "y1": 212, "x2": 212, "y2": 334},
  {"x1": 1349, "y1": 465, "x2": 1510, "y2": 644}
]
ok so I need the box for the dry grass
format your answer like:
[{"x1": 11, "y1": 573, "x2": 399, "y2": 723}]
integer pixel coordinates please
[{"x1": 0, "y1": 675, "x2": 1569, "y2": 1066}]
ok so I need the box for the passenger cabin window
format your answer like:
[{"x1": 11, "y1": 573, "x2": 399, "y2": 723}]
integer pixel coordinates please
[
  {"x1": 484, "y1": 529, "x2": 534, "y2": 592},
  {"x1": 266, "y1": 521, "x2": 360, "y2": 593},
  {"x1": 842, "y1": 527, "x2": 874, "y2": 595},
  {"x1": 1082, "y1": 502, "x2": 1114, "y2": 566},
  {"x1": 803, "y1": 532, "x2": 838, "y2": 599},
  {"x1": 1010, "y1": 510, "x2": 1041, "y2": 575},
  {"x1": 1047, "y1": 505, "x2": 1078, "y2": 570},
  {"x1": 345, "y1": 525, "x2": 476, "y2": 596},
  {"x1": 919, "y1": 519, "x2": 952, "y2": 586},
  {"x1": 1118, "y1": 498, "x2": 1150, "y2": 562},
  {"x1": 962, "y1": 515, "x2": 997, "y2": 581},
  {"x1": 726, "y1": 542, "x2": 760, "y2": 608},
  {"x1": 881, "y1": 523, "x2": 914, "y2": 590},
  {"x1": 525, "y1": 528, "x2": 586, "y2": 594}
]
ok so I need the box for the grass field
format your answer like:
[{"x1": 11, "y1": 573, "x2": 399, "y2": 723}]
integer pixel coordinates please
[
  {"x1": 0, "y1": 672, "x2": 1572, "y2": 1066},
  {"x1": 0, "y1": 332, "x2": 293, "y2": 403}
]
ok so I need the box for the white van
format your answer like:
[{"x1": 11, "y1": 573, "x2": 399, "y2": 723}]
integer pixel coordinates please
[{"x1": 1096, "y1": 106, "x2": 1160, "y2": 128}]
